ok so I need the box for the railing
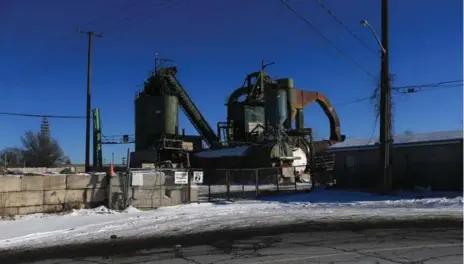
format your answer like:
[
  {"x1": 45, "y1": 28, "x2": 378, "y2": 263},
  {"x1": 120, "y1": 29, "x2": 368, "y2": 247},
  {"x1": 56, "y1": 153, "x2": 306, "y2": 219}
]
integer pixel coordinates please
[{"x1": 193, "y1": 167, "x2": 314, "y2": 203}]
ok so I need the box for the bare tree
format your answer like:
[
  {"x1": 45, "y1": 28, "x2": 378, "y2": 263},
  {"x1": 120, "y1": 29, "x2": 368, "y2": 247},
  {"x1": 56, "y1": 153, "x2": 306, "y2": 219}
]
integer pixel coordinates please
[
  {"x1": 21, "y1": 131, "x2": 65, "y2": 167},
  {"x1": 0, "y1": 147, "x2": 24, "y2": 167}
]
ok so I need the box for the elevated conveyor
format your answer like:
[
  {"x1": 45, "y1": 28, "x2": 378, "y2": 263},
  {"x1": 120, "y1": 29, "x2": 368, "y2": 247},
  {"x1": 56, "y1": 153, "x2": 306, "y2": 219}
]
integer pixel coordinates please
[{"x1": 158, "y1": 67, "x2": 220, "y2": 148}]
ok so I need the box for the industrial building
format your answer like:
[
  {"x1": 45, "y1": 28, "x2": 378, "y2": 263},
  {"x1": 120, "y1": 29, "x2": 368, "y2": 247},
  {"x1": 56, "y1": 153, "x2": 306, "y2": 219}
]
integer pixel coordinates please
[
  {"x1": 327, "y1": 130, "x2": 463, "y2": 191},
  {"x1": 93, "y1": 63, "x2": 346, "y2": 185}
]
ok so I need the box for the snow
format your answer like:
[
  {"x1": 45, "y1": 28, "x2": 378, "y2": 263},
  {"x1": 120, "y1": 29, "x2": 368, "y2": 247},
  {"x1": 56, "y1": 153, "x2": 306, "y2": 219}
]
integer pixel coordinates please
[
  {"x1": 193, "y1": 146, "x2": 249, "y2": 158},
  {"x1": 0, "y1": 190, "x2": 461, "y2": 252}
]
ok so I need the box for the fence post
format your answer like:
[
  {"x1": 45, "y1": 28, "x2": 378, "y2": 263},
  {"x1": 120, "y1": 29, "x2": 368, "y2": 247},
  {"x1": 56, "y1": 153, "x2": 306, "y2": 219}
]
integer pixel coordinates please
[
  {"x1": 107, "y1": 173, "x2": 112, "y2": 210},
  {"x1": 124, "y1": 172, "x2": 130, "y2": 209},
  {"x1": 187, "y1": 169, "x2": 191, "y2": 203},
  {"x1": 275, "y1": 168, "x2": 280, "y2": 192},
  {"x1": 294, "y1": 169, "x2": 298, "y2": 191},
  {"x1": 208, "y1": 182, "x2": 211, "y2": 202},
  {"x1": 255, "y1": 169, "x2": 259, "y2": 197},
  {"x1": 226, "y1": 169, "x2": 231, "y2": 201}
]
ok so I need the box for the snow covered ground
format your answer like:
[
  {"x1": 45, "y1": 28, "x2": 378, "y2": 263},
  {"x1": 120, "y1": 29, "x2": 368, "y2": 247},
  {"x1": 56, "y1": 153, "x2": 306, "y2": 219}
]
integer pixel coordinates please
[{"x1": 0, "y1": 189, "x2": 461, "y2": 252}]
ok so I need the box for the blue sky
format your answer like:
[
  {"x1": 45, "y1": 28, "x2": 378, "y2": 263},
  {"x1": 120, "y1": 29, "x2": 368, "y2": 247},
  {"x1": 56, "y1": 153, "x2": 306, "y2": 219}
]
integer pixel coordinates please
[{"x1": 0, "y1": 0, "x2": 462, "y2": 164}]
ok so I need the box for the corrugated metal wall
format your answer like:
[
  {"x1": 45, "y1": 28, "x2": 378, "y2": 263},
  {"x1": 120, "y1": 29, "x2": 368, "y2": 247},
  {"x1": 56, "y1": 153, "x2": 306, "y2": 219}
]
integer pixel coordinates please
[{"x1": 332, "y1": 141, "x2": 463, "y2": 190}]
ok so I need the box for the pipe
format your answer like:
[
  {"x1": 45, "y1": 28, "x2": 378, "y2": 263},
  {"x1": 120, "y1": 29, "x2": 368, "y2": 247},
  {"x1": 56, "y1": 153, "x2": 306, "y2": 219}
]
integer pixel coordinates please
[{"x1": 292, "y1": 88, "x2": 345, "y2": 144}]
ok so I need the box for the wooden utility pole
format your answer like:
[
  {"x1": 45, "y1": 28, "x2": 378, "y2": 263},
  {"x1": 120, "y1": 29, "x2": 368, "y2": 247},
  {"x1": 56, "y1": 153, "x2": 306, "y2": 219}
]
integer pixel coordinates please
[
  {"x1": 78, "y1": 29, "x2": 103, "y2": 172},
  {"x1": 380, "y1": 0, "x2": 392, "y2": 192}
]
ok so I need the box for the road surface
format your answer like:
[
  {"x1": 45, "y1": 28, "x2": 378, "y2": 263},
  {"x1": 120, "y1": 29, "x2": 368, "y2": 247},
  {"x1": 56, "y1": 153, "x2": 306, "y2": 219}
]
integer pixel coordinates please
[{"x1": 20, "y1": 227, "x2": 463, "y2": 263}]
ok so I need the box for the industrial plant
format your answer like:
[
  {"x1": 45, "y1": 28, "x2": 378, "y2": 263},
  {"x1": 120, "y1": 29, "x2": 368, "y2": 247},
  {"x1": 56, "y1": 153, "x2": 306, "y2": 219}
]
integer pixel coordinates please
[{"x1": 92, "y1": 61, "x2": 346, "y2": 184}]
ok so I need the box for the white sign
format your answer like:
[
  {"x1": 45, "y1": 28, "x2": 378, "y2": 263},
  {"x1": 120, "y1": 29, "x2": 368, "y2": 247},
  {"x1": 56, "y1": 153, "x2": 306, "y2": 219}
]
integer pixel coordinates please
[
  {"x1": 192, "y1": 171, "x2": 204, "y2": 184},
  {"x1": 174, "y1": 171, "x2": 188, "y2": 184},
  {"x1": 131, "y1": 172, "x2": 144, "y2": 186}
]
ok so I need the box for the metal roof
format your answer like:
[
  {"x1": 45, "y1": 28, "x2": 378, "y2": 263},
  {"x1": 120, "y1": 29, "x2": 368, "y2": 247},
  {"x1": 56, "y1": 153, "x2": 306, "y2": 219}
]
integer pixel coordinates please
[{"x1": 329, "y1": 130, "x2": 463, "y2": 150}]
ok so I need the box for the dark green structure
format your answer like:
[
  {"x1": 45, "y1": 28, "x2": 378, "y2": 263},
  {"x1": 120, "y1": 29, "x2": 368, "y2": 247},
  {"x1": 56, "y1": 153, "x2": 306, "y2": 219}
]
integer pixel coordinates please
[
  {"x1": 131, "y1": 66, "x2": 219, "y2": 167},
  {"x1": 264, "y1": 87, "x2": 288, "y2": 130},
  {"x1": 92, "y1": 108, "x2": 103, "y2": 167},
  {"x1": 160, "y1": 69, "x2": 219, "y2": 148},
  {"x1": 134, "y1": 93, "x2": 179, "y2": 151}
]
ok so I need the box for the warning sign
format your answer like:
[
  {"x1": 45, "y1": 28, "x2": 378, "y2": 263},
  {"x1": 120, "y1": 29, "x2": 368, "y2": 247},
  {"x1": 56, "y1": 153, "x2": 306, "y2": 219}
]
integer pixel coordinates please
[
  {"x1": 174, "y1": 171, "x2": 188, "y2": 184},
  {"x1": 192, "y1": 171, "x2": 203, "y2": 184}
]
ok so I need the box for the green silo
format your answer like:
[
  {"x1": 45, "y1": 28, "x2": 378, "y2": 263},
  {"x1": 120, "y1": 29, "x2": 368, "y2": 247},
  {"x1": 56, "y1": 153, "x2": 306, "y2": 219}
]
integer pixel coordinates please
[
  {"x1": 264, "y1": 87, "x2": 288, "y2": 130},
  {"x1": 135, "y1": 92, "x2": 179, "y2": 151}
]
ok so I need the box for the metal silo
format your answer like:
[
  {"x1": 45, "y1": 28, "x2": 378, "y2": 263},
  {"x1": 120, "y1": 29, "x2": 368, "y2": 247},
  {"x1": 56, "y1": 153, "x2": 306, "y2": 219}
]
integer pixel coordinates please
[
  {"x1": 276, "y1": 78, "x2": 295, "y2": 129},
  {"x1": 264, "y1": 87, "x2": 288, "y2": 130},
  {"x1": 134, "y1": 92, "x2": 179, "y2": 151},
  {"x1": 162, "y1": 95, "x2": 179, "y2": 135}
]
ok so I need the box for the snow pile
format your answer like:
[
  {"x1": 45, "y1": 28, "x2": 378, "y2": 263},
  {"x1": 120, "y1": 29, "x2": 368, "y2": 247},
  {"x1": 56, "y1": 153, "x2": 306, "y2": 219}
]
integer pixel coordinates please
[
  {"x1": 260, "y1": 189, "x2": 463, "y2": 208},
  {"x1": 0, "y1": 190, "x2": 461, "y2": 251},
  {"x1": 69, "y1": 205, "x2": 113, "y2": 216}
]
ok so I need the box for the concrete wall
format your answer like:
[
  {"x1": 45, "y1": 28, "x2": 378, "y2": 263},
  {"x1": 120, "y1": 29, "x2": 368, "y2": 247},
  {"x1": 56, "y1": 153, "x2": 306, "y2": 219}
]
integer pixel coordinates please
[
  {"x1": 0, "y1": 174, "x2": 107, "y2": 216},
  {"x1": 5, "y1": 167, "x2": 76, "y2": 174},
  {"x1": 331, "y1": 141, "x2": 463, "y2": 190},
  {"x1": 0, "y1": 171, "x2": 198, "y2": 216}
]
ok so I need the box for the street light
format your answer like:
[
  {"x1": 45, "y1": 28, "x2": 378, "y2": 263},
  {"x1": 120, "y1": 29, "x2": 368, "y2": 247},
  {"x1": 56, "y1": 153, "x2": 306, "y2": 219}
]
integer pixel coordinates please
[
  {"x1": 360, "y1": 20, "x2": 386, "y2": 54},
  {"x1": 361, "y1": 7, "x2": 392, "y2": 193}
]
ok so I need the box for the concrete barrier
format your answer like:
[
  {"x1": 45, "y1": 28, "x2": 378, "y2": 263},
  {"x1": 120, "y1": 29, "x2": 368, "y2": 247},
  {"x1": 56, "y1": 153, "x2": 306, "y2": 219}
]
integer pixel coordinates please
[
  {"x1": 0, "y1": 171, "x2": 199, "y2": 216},
  {"x1": 66, "y1": 174, "x2": 106, "y2": 189},
  {"x1": 5, "y1": 167, "x2": 76, "y2": 174},
  {"x1": 109, "y1": 172, "x2": 197, "y2": 210}
]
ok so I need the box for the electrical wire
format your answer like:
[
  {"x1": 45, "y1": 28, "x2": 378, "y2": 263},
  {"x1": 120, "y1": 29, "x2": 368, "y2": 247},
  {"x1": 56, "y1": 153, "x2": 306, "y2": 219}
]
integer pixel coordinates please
[
  {"x1": 366, "y1": 114, "x2": 379, "y2": 145},
  {"x1": 334, "y1": 95, "x2": 374, "y2": 106},
  {"x1": 0, "y1": 112, "x2": 85, "y2": 119},
  {"x1": 395, "y1": 85, "x2": 462, "y2": 94},
  {"x1": 393, "y1": 80, "x2": 463, "y2": 93},
  {"x1": 334, "y1": 79, "x2": 462, "y2": 107},
  {"x1": 314, "y1": 0, "x2": 379, "y2": 57},
  {"x1": 2, "y1": 79, "x2": 461, "y2": 119},
  {"x1": 393, "y1": 79, "x2": 462, "y2": 89},
  {"x1": 278, "y1": 0, "x2": 376, "y2": 80}
]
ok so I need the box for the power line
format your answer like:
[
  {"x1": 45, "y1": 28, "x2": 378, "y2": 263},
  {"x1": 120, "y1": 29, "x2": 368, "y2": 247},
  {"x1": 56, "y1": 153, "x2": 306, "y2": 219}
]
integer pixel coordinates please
[
  {"x1": 335, "y1": 95, "x2": 373, "y2": 106},
  {"x1": 393, "y1": 80, "x2": 463, "y2": 94},
  {"x1": 279, "y1": 0, "x2": 376, "y2": 80},
  {"x1": 2, "y1": 79, "x2": 460, "y2": 118},
  {"x1": 335, "y1": 79, "x2": 462, "y2": 107},
  {"x1": 0, "y1": 112, "x2": 85, "y2": 119},
  {"x1": 314, "y1": 0, "x2": 379, "y2": 57},
  {"x1": 396, "y1": 85, "x2": 462, "y2": 94},
  {"x1": 392, "y1": 80, "x2": 463, "y2": 93},
  {"x1": 366, "y1": 114, "x2": 379, "y2": 144},
  {"x1": 393, "y1": 79, "x2": 462, "y2": 89}
]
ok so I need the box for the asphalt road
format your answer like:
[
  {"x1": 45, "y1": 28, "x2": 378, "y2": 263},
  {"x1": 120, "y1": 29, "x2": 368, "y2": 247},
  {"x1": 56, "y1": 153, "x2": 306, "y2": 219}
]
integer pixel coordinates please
[{"x1": 20, "y1": 227, "x2": 463, "y2": 264}]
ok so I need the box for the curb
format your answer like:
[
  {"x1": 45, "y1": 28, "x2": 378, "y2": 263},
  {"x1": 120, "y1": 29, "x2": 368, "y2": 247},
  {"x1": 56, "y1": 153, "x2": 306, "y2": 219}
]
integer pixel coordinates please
[{"x1": 0, "y1": 216, "x2": 462, "y2": 263}]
